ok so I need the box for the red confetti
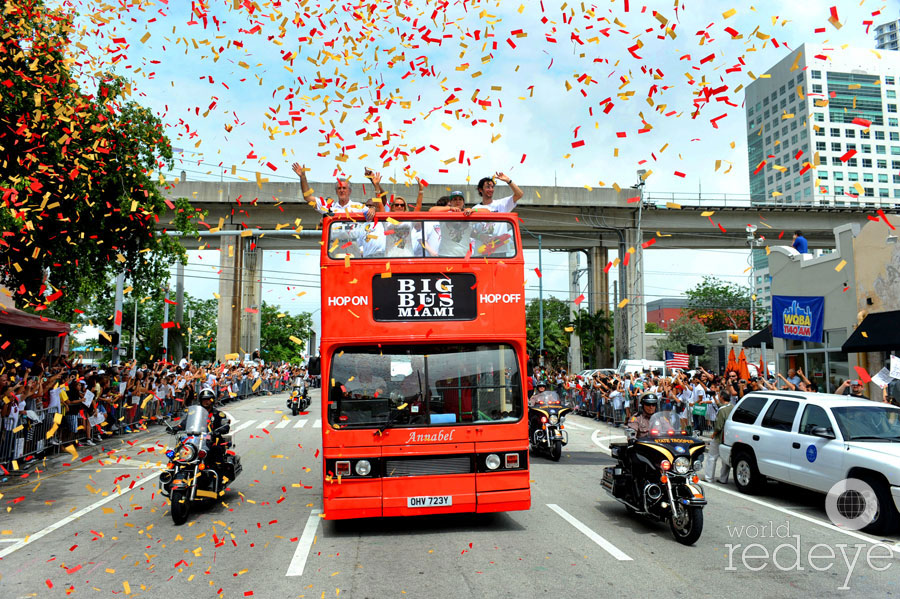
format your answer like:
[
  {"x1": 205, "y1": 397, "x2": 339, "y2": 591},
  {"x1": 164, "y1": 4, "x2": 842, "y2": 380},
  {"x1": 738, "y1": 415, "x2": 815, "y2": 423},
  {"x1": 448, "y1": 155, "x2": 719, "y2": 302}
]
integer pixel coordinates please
[
  {"x1": 534, "y1": 268, "x2": 542, "y2": 278},
  {"x1": 673, "y1": 171, "x2": 685, "y2": 178},
  {"x1": 573, "y1": 294, "x2": 585, "y2": 306},
  {"x1": 853, "y1": 366, "x2": 871, "y2": 384},
  {"x1": 839, "y1": 149, "x2": 857, "y2": 162}
]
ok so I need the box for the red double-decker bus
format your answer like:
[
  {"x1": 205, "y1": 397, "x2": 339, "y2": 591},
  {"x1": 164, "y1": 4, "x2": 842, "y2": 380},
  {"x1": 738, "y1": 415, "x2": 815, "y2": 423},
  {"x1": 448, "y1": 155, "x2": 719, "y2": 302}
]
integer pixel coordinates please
[{"x1": 319, "y1": 212, "x2": 530, "y2": 519}]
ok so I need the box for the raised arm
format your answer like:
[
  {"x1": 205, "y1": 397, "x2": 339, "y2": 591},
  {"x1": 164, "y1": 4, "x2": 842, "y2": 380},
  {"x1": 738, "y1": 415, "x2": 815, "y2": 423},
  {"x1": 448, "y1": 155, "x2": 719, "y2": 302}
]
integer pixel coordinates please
[
  {"x1": 776, "y1": 373, "x2": 797, "y2": 391},
  {"x1": 413, "y1": 178, "x2": 425, "y2": 212},
  {"x1": 292, "y1": 163, "x2": 312, "y2": 199},
  {"x1": 495, "y1": 172, "x2": 523, "y2": 203}
]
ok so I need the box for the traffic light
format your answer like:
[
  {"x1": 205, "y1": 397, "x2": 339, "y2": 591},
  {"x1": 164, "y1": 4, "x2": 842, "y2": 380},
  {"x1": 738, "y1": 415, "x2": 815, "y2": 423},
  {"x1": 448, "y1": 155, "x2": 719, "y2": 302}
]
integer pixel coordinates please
[
  {"x1": 540, "y1": 349, "x2": 549, "y2": 358},
  {"x1": 687, "y1": 344, "x2": 706, "y2": 356},
  {"x1": 111, "y1": 331, "x2": 120, "y2": 347},
  {"x1": 728, "y1": 334, "x2": 740, "y2": 344}
]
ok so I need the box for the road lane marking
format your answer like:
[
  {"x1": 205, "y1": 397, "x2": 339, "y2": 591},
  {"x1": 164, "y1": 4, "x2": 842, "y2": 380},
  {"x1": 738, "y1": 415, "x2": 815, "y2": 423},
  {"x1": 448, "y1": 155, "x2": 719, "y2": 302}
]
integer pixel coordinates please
[
  {"x1": 591, "y1": 430, "x2": 624, "y2": 451},
  {"x1": 0, "y1": 538, "x2": 24, "y2": 543},
  {"x1": 275, "y1": 419, "x2": 291, "y2": 429},
  {"x1": 704, "y1": 482, "x2": 900, "y2": 555},
  {"x1": 546, "y1": 504, "x2": 632, "y2": 561},
  {"x1": 293, "y1": 419, "x2": 308, "y2": 429},
  {"x1": 313, "y1": 419, "x2": 322, "y2": 428},
  {"x1": 256, "y1": 420, "x2": 275, "y2": 429},
  {"x1": 286, "y1": 510, "x2": 323, "y2": 577},
  {"x1": 230, "y1": 420, "x2": 257, "y2": 434},
  {"x1": 0, "y1": 471, "x2": 162, "y2": 559},
  {"x1": 565, "y1": 421, "x2": 595, "y2": 431},
  {"x1": 588, "y1": 431, "x2": 900, "y2": 553}
]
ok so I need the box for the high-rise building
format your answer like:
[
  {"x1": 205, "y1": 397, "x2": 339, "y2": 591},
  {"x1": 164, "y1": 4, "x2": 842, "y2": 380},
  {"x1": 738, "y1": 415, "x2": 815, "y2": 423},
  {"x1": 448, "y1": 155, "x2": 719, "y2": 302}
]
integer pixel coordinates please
[
  {"x1": 875, "y1": 18, "x2": 899, "y2": 51},
  {"x1": 745, "y1": 43, "x2": 900, "y2": 206},
  {"x1": 750, "y1": 248, "x2": 771, "y2": 325}
]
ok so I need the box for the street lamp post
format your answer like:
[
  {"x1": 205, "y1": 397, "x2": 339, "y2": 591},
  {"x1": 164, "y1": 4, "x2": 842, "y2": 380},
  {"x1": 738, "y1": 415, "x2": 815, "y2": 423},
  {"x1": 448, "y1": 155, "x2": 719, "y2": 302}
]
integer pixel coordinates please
[{"x1": 188, "y1": 308, "x2": 194, "y2": 361}]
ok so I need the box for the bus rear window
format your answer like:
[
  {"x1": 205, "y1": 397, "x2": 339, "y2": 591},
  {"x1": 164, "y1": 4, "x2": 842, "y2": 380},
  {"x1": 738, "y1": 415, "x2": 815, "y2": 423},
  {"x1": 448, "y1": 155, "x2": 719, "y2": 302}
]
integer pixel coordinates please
[
  {"x1": 328, "y1": 344, "x2": 523, "y2": 428},
  {"x1": 327, "y1": 220, "x2": 517, "y2": 259}
]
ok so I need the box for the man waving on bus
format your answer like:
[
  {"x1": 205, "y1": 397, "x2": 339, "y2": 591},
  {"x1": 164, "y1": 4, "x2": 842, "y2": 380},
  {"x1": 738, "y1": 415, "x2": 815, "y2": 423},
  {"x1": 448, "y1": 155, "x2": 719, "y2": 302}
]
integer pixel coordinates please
[{"x1": 472, "y1": 172, "x2": 523, "y2": 212}]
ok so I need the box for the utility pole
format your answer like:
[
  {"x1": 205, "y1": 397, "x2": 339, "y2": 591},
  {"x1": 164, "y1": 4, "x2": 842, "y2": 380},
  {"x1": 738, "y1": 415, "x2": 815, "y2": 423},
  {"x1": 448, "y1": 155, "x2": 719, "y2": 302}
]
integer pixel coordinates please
[
  {"x1": 112, "y1": 272, "x2": 124, "y2": 366},
  {"x1": 538, "y1": 234, "x2": 544, "y2": 367},
  {"x1": 132, "y1": 295, "x2": 138, "y2": 361},
  {"x1": 188, "y1": 308, "x2": 194, "y2": 362},
  {"x1": 162, "y1": 286, "x2": 170, "y2": 362}
]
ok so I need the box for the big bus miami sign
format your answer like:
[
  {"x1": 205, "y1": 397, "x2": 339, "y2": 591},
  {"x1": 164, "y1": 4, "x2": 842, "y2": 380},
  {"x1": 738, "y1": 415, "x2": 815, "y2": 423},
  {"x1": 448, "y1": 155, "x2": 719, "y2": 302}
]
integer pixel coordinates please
[
  {"x1": 772, "y1": 295, "x2": 825, "y2": 343},
  {"x1": 318, "y1": 213, "x2": 530, "y2": 520}
]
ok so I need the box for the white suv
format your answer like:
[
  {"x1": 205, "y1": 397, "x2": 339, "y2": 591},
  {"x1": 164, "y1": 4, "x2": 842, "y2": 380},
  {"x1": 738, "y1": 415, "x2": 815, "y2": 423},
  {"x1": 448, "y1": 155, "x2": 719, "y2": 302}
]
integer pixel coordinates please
[{"x1": 719, "y1": 390, "x2": 900, "y2": 534}]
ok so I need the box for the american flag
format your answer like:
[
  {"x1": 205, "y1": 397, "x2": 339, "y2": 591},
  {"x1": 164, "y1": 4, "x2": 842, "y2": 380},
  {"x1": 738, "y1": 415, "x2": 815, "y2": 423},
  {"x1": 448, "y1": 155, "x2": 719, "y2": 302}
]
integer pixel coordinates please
[{"x1": 665, "y1": 351, "x2": 690, "y2": 368}]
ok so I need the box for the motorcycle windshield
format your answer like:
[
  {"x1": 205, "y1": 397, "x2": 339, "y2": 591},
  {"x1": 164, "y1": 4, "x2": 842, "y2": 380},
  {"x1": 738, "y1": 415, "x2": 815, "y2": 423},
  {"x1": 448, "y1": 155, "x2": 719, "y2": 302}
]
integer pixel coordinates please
[
  {"x1": 647, "y1": 411, "x2": 680, "y2": 435},
  {"x1": 530, "y1": 391, "x2": 561, "y2": 406},
  {"x1": 183, "y1": 405, "x2": 210, "y2": 435}
]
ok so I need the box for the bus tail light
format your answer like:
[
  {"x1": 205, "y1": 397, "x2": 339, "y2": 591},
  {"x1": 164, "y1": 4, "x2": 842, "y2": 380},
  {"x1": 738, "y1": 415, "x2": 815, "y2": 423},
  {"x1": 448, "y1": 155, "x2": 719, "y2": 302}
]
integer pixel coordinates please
[
  {"x1": 336, "y1": 461, "x2": 351, "y2": 476},
  {"x1": 505, "y1": 453, "x2": 519, "y2": 469},
  {"x1": 355, "y1": 460, "x2": 372, "y2": 476},
  {"x1": 485, "y1": 454, "x2": 501, "y2": 470}
]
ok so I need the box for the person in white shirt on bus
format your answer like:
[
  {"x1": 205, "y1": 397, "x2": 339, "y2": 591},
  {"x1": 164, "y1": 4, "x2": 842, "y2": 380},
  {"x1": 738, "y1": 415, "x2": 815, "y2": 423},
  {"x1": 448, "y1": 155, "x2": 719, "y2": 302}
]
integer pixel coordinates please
[
  {"x1": 292, "y1": 163, "x2": 372, "y2": 217},
  {"x1": 471, "y1": 172, "x2": 523, "y2": 212}
]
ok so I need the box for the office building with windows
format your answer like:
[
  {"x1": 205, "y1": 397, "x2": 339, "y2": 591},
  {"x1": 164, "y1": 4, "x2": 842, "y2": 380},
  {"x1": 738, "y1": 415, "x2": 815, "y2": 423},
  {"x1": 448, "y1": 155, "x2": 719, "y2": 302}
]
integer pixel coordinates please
[
  {"x1": 875, "y1": 18, "x2": 899, "y2": 51},
  {"x1": 751, "y1": 248, "x2": 772, "y2": 324},
  {"x1": 745, "y1": 43, "x2": 900, "y2": 206}
]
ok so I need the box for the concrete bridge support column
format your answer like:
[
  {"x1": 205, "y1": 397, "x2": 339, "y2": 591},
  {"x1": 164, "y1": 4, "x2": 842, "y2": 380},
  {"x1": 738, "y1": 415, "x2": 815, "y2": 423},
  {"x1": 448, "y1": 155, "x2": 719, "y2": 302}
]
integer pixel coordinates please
[
  {"x1": 216, "y1": 234, "x2": 240, "y2": 361},
  {"x1": 568, "y1": 251, "x2": 583, "y2": 373},
  {"x1": 590, "y1": 246, "x2": 611, "y2": 367},
  {"x1": 240, "y1": 237, "x2": 263, "y2": 358},
  {"x1": 625, "y1": 228, "x2": 646, "y2": 360}
]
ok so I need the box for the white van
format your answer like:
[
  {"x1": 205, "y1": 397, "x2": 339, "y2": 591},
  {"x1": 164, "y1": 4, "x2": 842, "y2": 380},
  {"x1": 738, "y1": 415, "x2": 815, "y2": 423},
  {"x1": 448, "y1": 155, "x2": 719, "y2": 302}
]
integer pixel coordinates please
[{"x1": 616, "y1": 359, "x2": 667, "y2": 376}]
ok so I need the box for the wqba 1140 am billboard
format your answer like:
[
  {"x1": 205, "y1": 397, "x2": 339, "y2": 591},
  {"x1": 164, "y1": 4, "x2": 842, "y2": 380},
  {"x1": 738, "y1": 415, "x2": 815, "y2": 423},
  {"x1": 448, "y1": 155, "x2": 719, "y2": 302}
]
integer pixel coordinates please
[{"x1": 772, "y1": 295, "x2": 825, "y2": 343}]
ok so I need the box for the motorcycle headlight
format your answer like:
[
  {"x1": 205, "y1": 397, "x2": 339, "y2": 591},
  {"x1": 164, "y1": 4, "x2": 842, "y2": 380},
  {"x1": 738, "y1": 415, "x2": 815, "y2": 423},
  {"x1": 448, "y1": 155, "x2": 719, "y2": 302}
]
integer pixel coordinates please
[
  {"x1": 549, "y1": 415, "x2": 558, "y2": 425},
  {"x1": 485, "y1": 453, "x2": 501, "y2": 470},
  {"x1": 177, "y1": 444, "x2": 198, "y2": 462},
  {"x1": 693, "y1": 459, "x2": 704, "y2": 472},
  {"x1": 673, "y1": 456, "x2": 691, "y2": 475},
  {"x1": 355, "y1": 460, "x2": 371, "y2": 476}
]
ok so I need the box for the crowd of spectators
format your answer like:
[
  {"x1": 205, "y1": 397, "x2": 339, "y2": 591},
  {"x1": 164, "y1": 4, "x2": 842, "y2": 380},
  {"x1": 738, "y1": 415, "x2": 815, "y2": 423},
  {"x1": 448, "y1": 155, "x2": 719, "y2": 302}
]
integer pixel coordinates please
[
  {"x1": 0, "y1": 353, "x2": 302, "y2": 469},
  {"x1": 529, "y1": 364, "x2": 900, "y2": 436}
]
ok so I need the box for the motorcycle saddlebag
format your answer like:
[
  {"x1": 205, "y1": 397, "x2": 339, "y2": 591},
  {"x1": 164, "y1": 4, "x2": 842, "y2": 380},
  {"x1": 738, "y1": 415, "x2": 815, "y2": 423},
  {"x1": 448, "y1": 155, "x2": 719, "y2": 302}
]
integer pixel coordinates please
[{"x1": 222, "y1": 454, "x2": 242, "y2": 483}]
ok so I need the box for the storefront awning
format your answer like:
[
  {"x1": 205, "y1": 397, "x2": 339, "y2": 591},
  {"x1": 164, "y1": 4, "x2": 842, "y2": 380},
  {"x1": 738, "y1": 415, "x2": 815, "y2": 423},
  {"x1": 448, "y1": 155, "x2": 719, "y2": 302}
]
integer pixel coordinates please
[
  {"x1": 743, "y1": 324, "x2": 773, "y2": 349},
  {"x1": 842, "y1": 310, "x2": 900, "y2": 353},
  {"x1": 0, "y1": 294, "x2": 70, "y2": 337}
]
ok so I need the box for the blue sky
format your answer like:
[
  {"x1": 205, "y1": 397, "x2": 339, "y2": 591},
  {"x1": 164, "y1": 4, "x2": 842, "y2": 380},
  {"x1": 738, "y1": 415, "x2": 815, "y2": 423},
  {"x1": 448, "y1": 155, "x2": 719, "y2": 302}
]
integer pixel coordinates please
[{"x1": 60, "y1": 0, "x2": 894, "y2": 336}]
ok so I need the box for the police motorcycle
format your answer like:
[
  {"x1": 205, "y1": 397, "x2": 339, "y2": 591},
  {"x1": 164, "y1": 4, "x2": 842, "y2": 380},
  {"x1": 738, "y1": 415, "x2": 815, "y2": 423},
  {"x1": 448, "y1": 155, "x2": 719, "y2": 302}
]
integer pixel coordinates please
[
  {"x1": 601, "y1": 394, "x2": 707, "y2": 545},
  {"x1": 287, "y1": 374, "x2": 309, "y2": 416},
  {"x1": 528, "y1": 384, "x2": 572, "y2": 462},
  {"x1": 160, "y1": 389, "x2": 242, "y2": 525}
]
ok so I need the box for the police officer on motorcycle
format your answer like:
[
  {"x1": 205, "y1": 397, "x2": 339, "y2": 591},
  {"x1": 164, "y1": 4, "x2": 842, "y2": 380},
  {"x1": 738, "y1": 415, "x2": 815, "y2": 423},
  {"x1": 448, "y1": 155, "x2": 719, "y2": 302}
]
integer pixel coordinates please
[
  {"x1": 174, "y1": 388, "x2": 230, "y2": 465},
  {"x1": 626, "y1": 392, "x2": 659, "y2": 438}
]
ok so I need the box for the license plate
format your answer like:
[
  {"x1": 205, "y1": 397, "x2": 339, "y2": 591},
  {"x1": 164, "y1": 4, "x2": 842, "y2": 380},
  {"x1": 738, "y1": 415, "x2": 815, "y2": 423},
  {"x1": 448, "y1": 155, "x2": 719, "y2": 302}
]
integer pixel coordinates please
[{"x1": 407, "y1": 495, "x2": 452, "y2": 508}]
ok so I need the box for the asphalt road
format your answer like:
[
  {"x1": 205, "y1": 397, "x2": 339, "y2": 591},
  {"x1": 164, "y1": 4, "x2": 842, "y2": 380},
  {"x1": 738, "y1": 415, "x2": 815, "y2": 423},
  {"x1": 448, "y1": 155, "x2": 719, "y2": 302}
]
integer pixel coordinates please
[{"x1": 2, "y1": 390, "x2": 899, "y2": 598}]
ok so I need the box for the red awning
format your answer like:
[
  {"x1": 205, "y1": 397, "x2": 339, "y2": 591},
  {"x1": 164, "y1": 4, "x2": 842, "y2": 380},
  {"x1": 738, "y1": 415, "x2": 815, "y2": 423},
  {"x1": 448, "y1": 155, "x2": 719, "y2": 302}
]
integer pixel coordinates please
[{"x1": 0, "y1": 294, "x2": 70, "y2": 336}]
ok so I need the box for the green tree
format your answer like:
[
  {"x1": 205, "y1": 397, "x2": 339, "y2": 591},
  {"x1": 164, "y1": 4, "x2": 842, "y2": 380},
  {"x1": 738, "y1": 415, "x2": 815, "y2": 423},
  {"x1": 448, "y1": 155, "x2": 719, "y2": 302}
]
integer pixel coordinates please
[
  {"x1": 78, "y1": 286, "x2": 216, "y2": 364},
  {"x1": 259, "y1": 302, "x2": 313, "y2": 363},
  {"x1": 525, "y1": 298, "x2": 571, "y2": 368},
  {"x1": 685, "y1": 276, "x2": 753, "y2": 332},
  {"x1": 654, "y1": 316, "x2": 712, "y2": 368},
  {"x1": 645, "y1": 322, "x2": 664, "y2": 334},
  {"x1": 0, "y1": 1, "x2": 200, "y2": 317},
  {"x1": 573, "y1": 308, "x2": 613, "y2": 369}
]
